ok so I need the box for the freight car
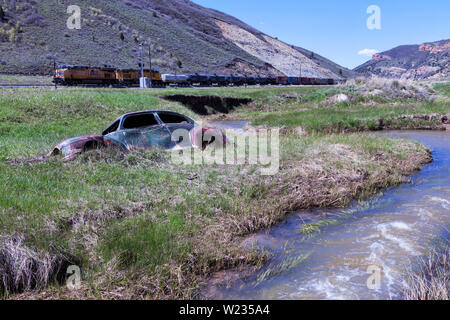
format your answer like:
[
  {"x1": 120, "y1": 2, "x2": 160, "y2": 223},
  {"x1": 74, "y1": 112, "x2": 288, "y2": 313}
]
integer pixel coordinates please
[
  {"x1": 230, "y1": 75, "x2": 246, "y2": 86},
  {"x1": 187, "y1": 74, "x2": 210, "y2": 86},
  {"x1": 287, "y1": 77, "x2": 300, "y2": 85},
  {"x1": 208, "y1": 74, "x2": 229, "y2": 86},
  {"x1": 275, "y1": 76, "x2": 289, "y2": 85},
  {"x1": 162, "y1": 74, "x2": 190, "y2": 86}
]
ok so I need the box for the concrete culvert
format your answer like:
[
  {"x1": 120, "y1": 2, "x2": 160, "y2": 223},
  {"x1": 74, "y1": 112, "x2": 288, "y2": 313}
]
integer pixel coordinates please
[
  {"x1": 0, "y1": 235, "x2": 77, "y2": 295},
  {"x1": 161, "y1": 95, "x2": 252, "y2": 115}
]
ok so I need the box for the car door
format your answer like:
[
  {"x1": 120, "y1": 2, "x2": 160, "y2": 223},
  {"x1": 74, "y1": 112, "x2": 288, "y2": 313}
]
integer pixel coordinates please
[
  {"x1": 119, "y1": 113, "x2": 172, "y2": 150},
  {"x1": 155, "y1": 112, "x2": 195, "y2": 148}
]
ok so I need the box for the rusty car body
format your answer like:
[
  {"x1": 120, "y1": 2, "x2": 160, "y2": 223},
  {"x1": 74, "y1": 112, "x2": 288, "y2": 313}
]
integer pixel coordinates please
[{"x1": 49, "y1": 111, "x2": 227, "y2": 160}]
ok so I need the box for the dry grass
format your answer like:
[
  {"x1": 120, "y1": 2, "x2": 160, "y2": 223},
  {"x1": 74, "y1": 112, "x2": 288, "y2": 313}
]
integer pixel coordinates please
[
  {"x1": 403, "y1": 246, "x2": 449, "y2": 300},
  {"x1": 0, "y1": 235, "x2": 75, "y2": 296}
]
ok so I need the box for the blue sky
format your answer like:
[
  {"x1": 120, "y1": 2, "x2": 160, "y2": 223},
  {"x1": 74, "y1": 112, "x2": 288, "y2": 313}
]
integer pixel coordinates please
[{"x1": 192, "y1": 0, "x2": 450, "y2": 69}]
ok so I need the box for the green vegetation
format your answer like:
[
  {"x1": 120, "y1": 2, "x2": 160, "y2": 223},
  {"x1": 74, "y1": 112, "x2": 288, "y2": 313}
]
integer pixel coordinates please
[
  {"x1": 0, "y1": 81, "x2": 446, "y2": 299},
  {"x1": 0, "y1": 74, "x2": 52, "y2": 85},
  {"x1": 205, "y1": 78, "x2": 450, "y2": 133},
  {"x1": 300, "y1": 219, "x2": 339, "y2": 236}
]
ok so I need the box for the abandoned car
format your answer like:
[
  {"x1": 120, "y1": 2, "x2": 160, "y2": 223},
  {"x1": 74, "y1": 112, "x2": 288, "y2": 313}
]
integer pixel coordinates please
[{"x1": 49, "y1": 111, "x2": 227, "y2": 160}]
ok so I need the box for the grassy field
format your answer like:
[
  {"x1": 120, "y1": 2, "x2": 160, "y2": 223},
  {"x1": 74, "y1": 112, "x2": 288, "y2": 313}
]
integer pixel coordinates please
[
  {"x1": 203, "y1": 78, "x2": 450, "y2": 132},
  {"x1": 0, "y1": 79, "x2": 448, "y2": 299},
  {"x1": 0, "y1": 74, "x2": 53, "y2": 85}
]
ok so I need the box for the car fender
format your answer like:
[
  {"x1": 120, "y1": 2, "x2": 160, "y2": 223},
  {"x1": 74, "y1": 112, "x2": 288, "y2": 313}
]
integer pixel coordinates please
[{"x1": 48, "y1": 135, "x2": 105, "y2": 160}]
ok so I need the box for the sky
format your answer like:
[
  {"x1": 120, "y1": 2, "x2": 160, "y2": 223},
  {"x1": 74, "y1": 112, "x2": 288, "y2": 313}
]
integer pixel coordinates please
[{"x1": 192, "y1": 0, "x2": 450, "y2": 69}]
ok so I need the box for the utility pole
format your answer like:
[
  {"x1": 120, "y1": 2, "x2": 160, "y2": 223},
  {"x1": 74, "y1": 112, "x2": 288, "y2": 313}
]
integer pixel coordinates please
[
  {"x1": 139, "y1": 43, "x2": 144, "y2": 82},
  {"x1": 148, "y1": 46, "x2": 153, "y2": 88},
  {"x1": 53, "y1": 59, "x2": 57, "y2": 90}
]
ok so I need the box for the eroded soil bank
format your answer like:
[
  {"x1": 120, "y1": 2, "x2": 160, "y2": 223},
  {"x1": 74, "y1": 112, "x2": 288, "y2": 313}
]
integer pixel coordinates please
[{"x1": 161, "y1": 95, "x2": 252, "y2": 115}]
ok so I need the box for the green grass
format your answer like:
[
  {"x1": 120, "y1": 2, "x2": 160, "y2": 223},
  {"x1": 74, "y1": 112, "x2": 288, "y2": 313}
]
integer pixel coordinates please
[
  {"x1": 251, "y1": 102, "x2": 448, "y2": 131},
  {"x1": 434, "y1": 83, "x2": 450, "y2": 97},
  {"x1": 102, "y1": 213, "x2": 191, "y2": 270},
  {"x1": 206, "y1": 80, "x2": 450, "y2": 132},
  {"x1": 0, "y1": 88, "x2": 196, "y2": 159},
  {"x1": 0, "y1": 74, "x2": 52, "y2": 85}
]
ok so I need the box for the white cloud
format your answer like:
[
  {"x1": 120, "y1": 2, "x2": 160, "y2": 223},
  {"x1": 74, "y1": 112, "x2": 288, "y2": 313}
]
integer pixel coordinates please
[{"x1": 358, "y1": 49, "x2": 379, "y2": 57}]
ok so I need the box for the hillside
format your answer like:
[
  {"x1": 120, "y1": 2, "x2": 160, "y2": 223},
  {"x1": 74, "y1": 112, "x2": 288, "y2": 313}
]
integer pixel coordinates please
[
  {"x1": 354, "y1": 39, "x2": 450, "y2": 80},
  {"x1": 0, "y1": 0, "x2": 346, "y2": 78}
]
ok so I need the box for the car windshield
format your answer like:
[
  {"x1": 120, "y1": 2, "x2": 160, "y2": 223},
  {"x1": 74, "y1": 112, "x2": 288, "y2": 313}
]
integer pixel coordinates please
[
  {"x1": 122, "y1": 113, "x2": 159, "y2": 129},
  {"x1": 102, "y1": 119, "x2": 120, "y2": 136}
]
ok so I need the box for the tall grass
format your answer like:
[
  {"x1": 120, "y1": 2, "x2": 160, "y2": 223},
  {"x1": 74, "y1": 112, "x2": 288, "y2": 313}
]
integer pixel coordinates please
[{"x1": 403, "y1": 246, "x2": 449, "y2": 300}]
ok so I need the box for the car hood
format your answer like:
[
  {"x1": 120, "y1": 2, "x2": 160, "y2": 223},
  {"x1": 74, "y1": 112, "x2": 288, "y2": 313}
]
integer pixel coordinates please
[{"x1": 48, "y1": 135, "x2": 104, "y2": 160}]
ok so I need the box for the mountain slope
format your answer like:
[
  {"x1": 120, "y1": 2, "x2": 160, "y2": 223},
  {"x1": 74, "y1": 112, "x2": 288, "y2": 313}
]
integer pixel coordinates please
[
  {"x1": 354, "y1": 39, "x2": 450, "y2": 80},
  {"x1": 0, "y1": 0, "x2": 346, "y2": 78}
]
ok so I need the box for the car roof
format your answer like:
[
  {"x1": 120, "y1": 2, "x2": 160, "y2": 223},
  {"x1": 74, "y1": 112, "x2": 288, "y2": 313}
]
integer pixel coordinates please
[
  {"x1": 102, "y1": 111, "x2": 193, "y2": 136},
  {"x1": 109, "y1": 110, "x2": 192, "y2": 124},
  {"x1": 122, "y1": 110, "x2": 186, "y2": 117}
]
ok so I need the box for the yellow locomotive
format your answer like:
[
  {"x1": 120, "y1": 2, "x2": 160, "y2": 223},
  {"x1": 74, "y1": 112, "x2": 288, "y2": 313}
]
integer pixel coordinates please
[
  {"x1": 115, "y1": 68, "x2": 163, "y2": 86},
  {"x1": 54, "y1": 65, "x2": 116, "y2": 86},
  {"x1": 53, "y1": 65, "x2": 163, "y2": 86}
]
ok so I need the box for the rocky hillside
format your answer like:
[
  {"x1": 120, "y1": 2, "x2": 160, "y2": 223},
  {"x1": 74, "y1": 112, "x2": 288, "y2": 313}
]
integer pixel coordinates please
[
  {"x1": 354, "y1": 39, "x2": 450, "y2": 80},
  {"x1": 0, "y1": 0, "x2": 346, "y2": 78}
]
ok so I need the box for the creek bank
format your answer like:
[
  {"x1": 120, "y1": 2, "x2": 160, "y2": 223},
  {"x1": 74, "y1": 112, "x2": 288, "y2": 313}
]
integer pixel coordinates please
[
  {"x1": 161, "y1": 95, "x2": 252, "y2": 115},
  {"x1": 200, "y1": 134, "x2": 434, "y2": 299},
  {"x1": 204, "y1": 130, "x2": 450, "y2": 300},
  {"x1": 270, "y1": 113, "x2": 450, "y2": 135}
]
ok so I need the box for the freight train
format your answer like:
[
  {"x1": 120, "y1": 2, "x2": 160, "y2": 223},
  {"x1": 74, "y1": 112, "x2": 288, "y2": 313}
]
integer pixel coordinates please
[{"x1": 53, "y1": 65, "x2": 341, "y2": 87}]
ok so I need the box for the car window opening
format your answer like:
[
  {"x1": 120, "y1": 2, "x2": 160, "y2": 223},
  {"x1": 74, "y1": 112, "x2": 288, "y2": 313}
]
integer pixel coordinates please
[
  {"x1": 123, "y1": 113, "x2": 159, "y2": 129},
  {"x1": 102, "y1": 119, "x2": 120, "y2": 136},
  {"x1": 158, "y1": 113, "x2": 189, "y2": 124}
]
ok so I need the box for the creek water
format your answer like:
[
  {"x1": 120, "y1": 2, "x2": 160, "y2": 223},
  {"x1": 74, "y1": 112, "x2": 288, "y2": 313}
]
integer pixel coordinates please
[{"x1": 209, "y1": 128, "x2": 449, "y2": 300}]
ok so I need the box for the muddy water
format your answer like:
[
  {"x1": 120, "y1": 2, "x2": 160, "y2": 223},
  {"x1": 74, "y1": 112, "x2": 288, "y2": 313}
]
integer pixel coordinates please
[{"x1": 211, "y1": 130, "x2": 450, "y2": 300}]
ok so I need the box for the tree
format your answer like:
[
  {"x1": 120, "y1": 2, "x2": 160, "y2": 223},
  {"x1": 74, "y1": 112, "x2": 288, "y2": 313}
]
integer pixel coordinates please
[
  {"x1": 176, "y1": 59, "x2": 182, "y2": 69},
  {"x1": 310, "y1": 52, "x2": 315, "y2": 59},
  {"x1": 339, "y1": 69, "x2": 343, "y2": 76},
  {"x1": 120, "y1": 32, "x2": 125, "y2": 41}
]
